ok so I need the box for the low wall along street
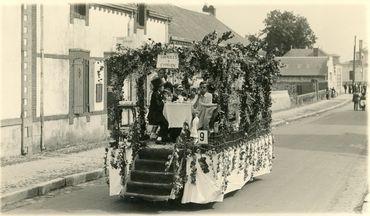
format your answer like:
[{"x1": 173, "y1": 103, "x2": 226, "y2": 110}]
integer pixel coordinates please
[{"x1": 271, "y1": 90, "x2": 291, "y2": 111}]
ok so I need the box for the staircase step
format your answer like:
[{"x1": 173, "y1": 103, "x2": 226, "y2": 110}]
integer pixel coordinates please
[
  {"x1": 134, "y1": 159, "x2": 170, "y2": 172},
  {"x1": 139, "y1": 147, "x2": 173, "y2": 160},
  {"x1": 126, "y1": 181, "x2": 172, "y2": 196},
  {"x1": 131, "y1": 170, "x2": 174, "y2": 184},
  {"x1": 124, "y1": 192, "x2": 171, "y2": 201}
]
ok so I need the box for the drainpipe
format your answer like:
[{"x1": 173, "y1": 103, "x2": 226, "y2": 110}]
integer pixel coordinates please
[{"x1": 40, "y1": 4, "x2": 46, "y2": 151}]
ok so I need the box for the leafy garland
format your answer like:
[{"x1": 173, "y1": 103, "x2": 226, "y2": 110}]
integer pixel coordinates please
[{"x1": 104, "y1": 31, "x2": 280, "y2": 145}]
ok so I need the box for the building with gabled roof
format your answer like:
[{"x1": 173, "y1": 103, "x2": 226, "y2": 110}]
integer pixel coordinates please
[{"x1": 274, "y1": 47, "x2": 343, "y2": 102}]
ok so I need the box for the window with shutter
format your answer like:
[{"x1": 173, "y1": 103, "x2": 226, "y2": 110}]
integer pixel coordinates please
[
  {"x1": 73, "y1": 59, "x2": 84, "y2": 114},
  {"x1": 70, "y1": 49, "x2": 91, "y2": 119},
  {"x1": 89, "y1": 59, "x2": 96, "y2": 111},
  {"x1": 83, "y1": 59, "x2": 90, "y2": 113}
]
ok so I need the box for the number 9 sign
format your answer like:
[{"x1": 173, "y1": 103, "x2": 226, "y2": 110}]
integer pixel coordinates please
[{"x1": 197, "y1": 130, "x2": 208, "y2": 144}]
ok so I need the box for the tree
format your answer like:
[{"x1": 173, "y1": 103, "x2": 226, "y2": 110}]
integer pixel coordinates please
[{"x1": 261, "y1": 10, "x2": 317, "y2": 56}]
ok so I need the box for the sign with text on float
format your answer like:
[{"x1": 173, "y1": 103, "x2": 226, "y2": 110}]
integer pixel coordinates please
[{"x1": 156, "y1": 53, "x2": 179, "y2": 69}]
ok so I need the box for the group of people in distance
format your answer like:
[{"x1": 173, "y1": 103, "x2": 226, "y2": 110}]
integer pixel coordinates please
[
  {"x1": 325, "y1": 87, "x2": 337, "y2": 100},
  {"x1": 343, "y1": 81, "x2": 367, "y2": 95},
  {"x1": 147, "y1": 72, "x2": 218, "y2": 144},
  {"x1": 344, "y1": 82, "x2": 367, "y2": 111}
]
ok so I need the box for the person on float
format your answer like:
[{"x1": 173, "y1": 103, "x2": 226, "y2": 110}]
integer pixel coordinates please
[
  {"x1": 147, "y1": 77, "x2": 170, "y2": 143},
  {"x1": 193, "y1": 81, "x2": 217, "y2": 130},
  {"x1": 172, "y1": 84, "x2": 186, "y2": 103},
  {"x1": 188, "y1": 87, "x2": 198, "y2": 105},
  {"x1": 168, "y1": 84, "x2": 187, "y2": 142}
]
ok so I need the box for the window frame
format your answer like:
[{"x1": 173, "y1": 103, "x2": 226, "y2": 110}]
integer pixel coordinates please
[
  {"x1": 70, "y1": 4, "x2": 89, "y2": 26},
  {"x1": 134, "y1": 4, "x2": 147, "y2": 34}
]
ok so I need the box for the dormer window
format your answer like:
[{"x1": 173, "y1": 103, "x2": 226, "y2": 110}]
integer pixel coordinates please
[
  {"x1": 135, "y1": 4, "x2": 147, "y2": 32},
  {"x1": 75, "y1": 4, "x2": 86, "y2": 17},
  {"x1": 136, "y1": 4, "x2": 146, "y2": 29},
  {"x1": 70, "y1": 4, "x2": 89, "y2": 26}
]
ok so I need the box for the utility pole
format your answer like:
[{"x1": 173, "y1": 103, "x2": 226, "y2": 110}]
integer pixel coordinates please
[{"x1": 352, "y1": 36, "x2": 356, "y2": 82}]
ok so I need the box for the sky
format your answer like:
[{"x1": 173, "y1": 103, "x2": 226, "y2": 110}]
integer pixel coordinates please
[
  {"x1": 2, "y1": 0, "x2": 368, "y2": 62},
  {"x1": 173, "y1": 0, "x2": 368, "y2": 62}
]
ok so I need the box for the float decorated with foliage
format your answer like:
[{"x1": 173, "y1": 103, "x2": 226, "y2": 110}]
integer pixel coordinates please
[{"x1": 103, "y1": 31, "x2": 280, "y2": 204}]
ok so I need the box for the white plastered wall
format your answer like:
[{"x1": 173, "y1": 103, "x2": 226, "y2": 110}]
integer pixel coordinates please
[{"x1": 0, "y1": 6, "x2": 22, "y2": 120}]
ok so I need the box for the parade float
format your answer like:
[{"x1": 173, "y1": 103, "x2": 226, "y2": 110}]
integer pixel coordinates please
[{"x1": 103, "y1": 32, "x2": 280, "y2": 204}]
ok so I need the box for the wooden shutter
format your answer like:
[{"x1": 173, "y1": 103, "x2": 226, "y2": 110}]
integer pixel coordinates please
[
  {"x1": 89, "y1": 59, "x2": 95, "y2": 112},
  {"x1": 73, "y1": 59, "x2": 84, "y2": 114},
  {"x1": 83, "y1": 59, "x2": 90, "y2": 113}
]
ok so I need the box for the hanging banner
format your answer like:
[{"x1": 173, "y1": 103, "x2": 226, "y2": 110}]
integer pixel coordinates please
[{"x1": 156, "y1": 53, "x2": 179, "y2": 69}]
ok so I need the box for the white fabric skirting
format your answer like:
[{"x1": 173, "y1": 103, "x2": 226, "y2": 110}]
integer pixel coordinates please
[
  {"x1": 107, "y1": 147, "x2": 133, "y2": 196},
  {"x1": 181, "y1": 134, "x2": 273, "y2": 204}
]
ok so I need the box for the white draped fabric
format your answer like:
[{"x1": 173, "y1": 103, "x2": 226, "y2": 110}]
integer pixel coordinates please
[
  {"x1": 107, "y1": 146, "x2": 133, "y2": 196},
  {"x1": 163, "y1": 102, "x2": 193, "y2": 128},
  {"x1": 181, "y1": 134, "x2": 273, "y2": 204}
]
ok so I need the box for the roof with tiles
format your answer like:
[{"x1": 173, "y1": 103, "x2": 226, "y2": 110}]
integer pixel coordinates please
[
  {"x1": 147, "y1": 4, "x2": 247, "y2": 45},
  {"x1": 284, "y1": 48, "x2": 329, "y2": 57},
  {"x1": 276, "y1": 57, "x2": 328, "y2": 76}
]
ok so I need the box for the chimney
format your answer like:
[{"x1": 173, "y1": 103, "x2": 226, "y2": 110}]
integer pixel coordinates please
[
  {"x1": 313, "y1": 48, "x2": 319, "y2": 57},
  {"x1": 202, "y1": 4, "x2": 216, "y2": 16}
]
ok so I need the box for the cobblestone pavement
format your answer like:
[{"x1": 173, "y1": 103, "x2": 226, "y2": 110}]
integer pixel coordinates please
[
  {"x1": 0, "y1": 94, "x2": 352, "y2": 197},
  {"x1": 1, "y1": 148, "x2": 105, "y2": 194}
]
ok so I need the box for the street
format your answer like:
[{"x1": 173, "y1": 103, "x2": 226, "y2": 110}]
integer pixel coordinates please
[{"x1": 4, "y1": 102, "x2": 368, "y2": 214}]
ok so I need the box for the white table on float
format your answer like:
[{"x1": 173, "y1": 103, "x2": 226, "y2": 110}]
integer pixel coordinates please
[{"x1": 163, "y1": 102, "x2": 192, "y2": 128}]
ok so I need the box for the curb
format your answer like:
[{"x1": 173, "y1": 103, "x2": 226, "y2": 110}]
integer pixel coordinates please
[
  {"x1": 271, "y1": 99, "x2": 351, "y2": 127},
  {"x1": 1, "y1": 168, "x2": 104, "y2": 209}
]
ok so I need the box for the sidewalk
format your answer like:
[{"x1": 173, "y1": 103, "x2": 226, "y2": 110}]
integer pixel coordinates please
[
  {"x1": 272, "y1": 94, "x2": 352, "y2": 126},
  {"x1": 0, "y1": 94, "x2": 352, "y2": 208}
]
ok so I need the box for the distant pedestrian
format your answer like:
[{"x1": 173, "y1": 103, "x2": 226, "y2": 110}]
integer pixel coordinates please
[
  {"x1": 352, "y1": 92, "x2": 360, "y2": 111},
  {"x1": 343, "y1": 83, "x2": 347, "y2": 94},
  {"x1": 326, "y1": 88, "x2": 330, "y2": 100},
  {"x1": 360, "y1": 93, "x2": 366, "y2": 111},
  {"x1": 359, "y1": 83, "x2": 362, "y2": 94},
  {"x1": 348, "y1": 85, "x2": 352, "y2": 94},
  {"x1": 363, "y1": 85, "x2": 367, "y2": 95},
  {"x1": 331, "y1": 87, "x2": 336, "y2": 98},
  {"x1": 352, "y1": 82, "x2": 356, "y2": 93}
]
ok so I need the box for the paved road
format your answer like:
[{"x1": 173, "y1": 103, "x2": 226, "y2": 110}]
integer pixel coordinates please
[{"x1": 4, "y1": 103, "x2": 368, "y2": 214}]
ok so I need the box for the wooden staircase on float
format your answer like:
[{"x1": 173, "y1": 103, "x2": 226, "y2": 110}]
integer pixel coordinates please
[{"x1": 124, "y1": 145, "x2": 176, "y2": 201}]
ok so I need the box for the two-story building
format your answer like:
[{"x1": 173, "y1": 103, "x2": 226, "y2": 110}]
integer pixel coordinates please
[{"x1": 1, "y1": 3, "x2": 170, "y2": 157}]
